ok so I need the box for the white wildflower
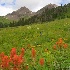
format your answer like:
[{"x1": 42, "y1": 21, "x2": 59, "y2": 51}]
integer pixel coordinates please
[
  {"x1": 37, "y1": 27, "x2": 39, "y2": 30},
  {"x1": 27, "y1": 26, "x2": 31, "y2": 29}
]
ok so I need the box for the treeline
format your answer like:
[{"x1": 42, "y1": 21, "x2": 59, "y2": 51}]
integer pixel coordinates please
[{"x1": 0, "y1": 3, "x2": 70, "y2": 28}]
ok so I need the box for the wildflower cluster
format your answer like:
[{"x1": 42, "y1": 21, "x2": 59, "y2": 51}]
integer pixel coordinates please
[
  {"x1": 0, "y1": 48, "x2": 25, "y2": 70},
  {"x1": 52, "y1": 38, "x2": 69, "y2": 69},
  {"x1": 53, "y1": 38, "x2": 68, "y2": 50},
  {"x1": 0, "y1": 38, "x2": 69, "y2": 70}
]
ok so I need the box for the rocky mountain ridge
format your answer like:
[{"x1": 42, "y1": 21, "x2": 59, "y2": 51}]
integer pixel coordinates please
[
  {"x1": 5, "y1": 6, "x2": 35, "y2": 20},
  {"x1": 5, "y1": 4, "x2": 58, "y2": 20},
  {"x1": 36, "y1": 3, "x2": 58, "y2": 14}
]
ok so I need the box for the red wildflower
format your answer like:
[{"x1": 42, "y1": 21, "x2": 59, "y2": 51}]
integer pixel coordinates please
[
  {"x1": 58, "y1": 38, "x2": 63, "y2": 43},
  {"x1": 18, "y1": 54, "x2": 24, "y2": 65},
  {"x1": 13, "y1": 55, "x2": 20, "y2": 66},
  {"x1": 63, "y1": 43, "x2": 68, "y2": 49},
  {"x1": 53, "y1": 45, "x2": 57, "y2": 50},
  {"x1": 57, "y1": 38, "x2": 63, "y2": 46},
  {"x1": 0, "y1": 52, "x2": 5, "y2": 59},
  {"x1": 39, "y1": 58, "x2": 44, "y2": 66},
  {"x1": 31, "y1": 48, "x2": 36, "y2": 58},
  {"x1": 56, "y1": 42, "x2": 59, "y2": 45},
  {"x1": 1, "y1": 55, "x2": 10, "y2": 68},
  {"x1": 10, "y1": 48, "x2": 16, "y2": 58},
  {"x1": 12, "y1": 54, "x2": 23, "y2": 66}
]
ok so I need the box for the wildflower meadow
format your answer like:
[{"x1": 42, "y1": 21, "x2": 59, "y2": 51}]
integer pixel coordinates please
[
  {"x1": 0, "y1": 38, "x2": 69, "y2": 70},
  {"x1": 0, "y1": 18, "x2": 70, "y2": 70}
]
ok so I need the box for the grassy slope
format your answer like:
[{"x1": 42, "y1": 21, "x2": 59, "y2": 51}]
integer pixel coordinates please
[
  {"x1": 0, "y1": 17, "x2": 12, "y2": 24},
  {"x1": 0, "y1": 18, "x2": 70, "y2": 54}
]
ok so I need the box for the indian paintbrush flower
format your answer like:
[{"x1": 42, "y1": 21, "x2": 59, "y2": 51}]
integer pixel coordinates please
[
  {"x1": 53, "y1": 45, "x2": 57, "y2": 50},
  {"x1": 39, "y1": 58, "x2": 44, "y2": 66},
  {"x1": 10, "y1": 48, "x2": 16, "y2": 58},
  {"x1": 31, "y1": 48, "x2": 36, "y2": 58},
  {"x1": 1, "y1": 55, "x2": 10, "y2": 69},
  {"x1": 63, "y1": 43, "x2": 68, "y2": 49}
]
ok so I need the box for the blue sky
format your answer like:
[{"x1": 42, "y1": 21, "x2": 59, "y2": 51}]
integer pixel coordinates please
[{"x1": 0, "y1": 0, "x2": 70, "y2": 16}]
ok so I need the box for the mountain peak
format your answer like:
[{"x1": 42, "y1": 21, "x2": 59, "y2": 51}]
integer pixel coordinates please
[
  {"x1": 18, "y1": 6, "x2": 31, "y2": 12},
  {"x1": 47, "y1": 3, "x2": 58, "y2": 8},
  {"x1": 5, "y1": 6, "x2": 35, "y2": 20},
  {"x1": 5, "y1": 4, "x2": 58, "y2": 20},
  {"x1": 36, "y1": 4, "x2": 58, "y2": 14}
]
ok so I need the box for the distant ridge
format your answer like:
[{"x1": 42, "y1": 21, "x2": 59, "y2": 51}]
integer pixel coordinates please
[
  {"x1": 36, "y1": 3, "x2": 58, "y2": 14},
  {"x1": 5, "y1": 4, "x2": 58, "y2": 20},
  {"x1": 5, "y1": 6, "x2": 35, "y2": 20}
]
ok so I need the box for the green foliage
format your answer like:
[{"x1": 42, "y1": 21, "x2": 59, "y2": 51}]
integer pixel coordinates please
[{"x1": 0, "y1": 17, "x2": 12, "y2": 23}]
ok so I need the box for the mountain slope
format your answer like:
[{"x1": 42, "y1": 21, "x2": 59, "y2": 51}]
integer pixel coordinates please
[
  {"x1": 5, "y1": 6, "x2": 35, "y2": 20},
  {"x1": 36, "y1": 3, "x2": 58, "y2": 14},
  {"x1": 25, "y1": 3, "x2": 70, "y2": 24},
  {"x1": 3, "y1": 4, "x2": 58, "y2": 21}
]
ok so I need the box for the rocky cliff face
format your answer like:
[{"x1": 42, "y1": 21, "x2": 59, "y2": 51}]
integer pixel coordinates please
[{"x1": 5, "y1": 6, "x2": 35, "y2": 20}]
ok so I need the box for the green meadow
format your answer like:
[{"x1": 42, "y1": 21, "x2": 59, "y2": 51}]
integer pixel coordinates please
[{"x1": 0, "y1": 18, "x2": 70, "y2": 69}]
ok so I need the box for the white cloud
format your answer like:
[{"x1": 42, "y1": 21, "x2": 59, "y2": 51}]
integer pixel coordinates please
[
  {"x1": 0, "y1": 6, "x2": 14, "y2": 16},
  {"x1": 12, "y1": 0, "x2": 62, "y2": 12},
  {"x1": 0, "y1": 0, "x2": 70, "y2": 16}
]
